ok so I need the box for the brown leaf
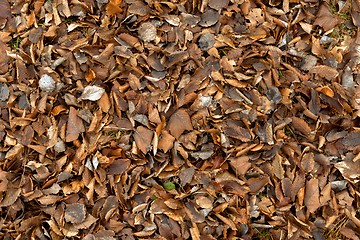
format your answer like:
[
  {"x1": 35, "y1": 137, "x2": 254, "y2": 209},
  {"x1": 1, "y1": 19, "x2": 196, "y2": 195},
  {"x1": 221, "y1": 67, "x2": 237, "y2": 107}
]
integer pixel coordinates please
[
  {"x1": 339, "y1": 227, "x2": 360, "y2": 240},
  {"x1": 246, "y1": 176, "x2": 269, "y2": 194},
  {"x1": 98, "y1": 92, "x2": 111, "y2": 112},
  {"x1": 168, "y1": 109, "x2": 193, "y2": 139},
  {"x1": 106, "y1": 0, "x2": 123, "y2": 16},
  {"x1": 28, "y1": 145, "x2": 47, "y2": 155},
  {"x1": 229, "y1": 156, "x2": 251, "y2": 175},
  {"x1": 291, "y1": 116, "x2": 311, "y2": 136},
  {"x1": 0, "y1": 1, "x2": 11, "y2": 18},
  {"x1": 304, "y1": 178, "x2": 320, "y2": 213},
  {"x1": 0, "y1": 170, "x2": 8, "y2": 192},
  {"x1": 179, "y1": 167, "x2": 195, "y2": 187},
  {"x1": 215, "y1": 213, "x2": 237, "y2": 230},
  {"x1": 310, "y1": 65, "x2": 338, "y2": 80},
  {"x1": 222, "y1": 180, "x2": 250, "y2": 197},
  {"x1": 342, "y1": 132, "x2": 360, "y2": 147},
  {"x1": 208, "y1": 0, "x2": 229, "y2": 11},
  {"x1": 0, "y1": 188, "x2": 21, "y2": 207},
  {"x1": 5, "y1": 144, "x2": 24, "y2": 160},
  {"x1": 199, "y1": 9, "x2": 220, "y2": 27},
  {"x1": 108, "y1": 159, "x2": 130, "y2": 175},
  {"x1": 223, "y1": 123, "x2": 252, "y2": 142},
  {"x1": 134, "y1": 126, "x2": 153, "y2": 153},
  {"x1": 66, "y1": 107, "x2": 85, "y2": 142},
  {"x1": 313, "y1": 3, "x2": 341, "y2": 31},
  {"x1": 0, "y1": 41, "x2": 10, "y2": 74},
  {"x1": 335, "y1": 159, "x2": 360, "y2": 183},
  {"x1": 65, "y1": 203, "x2": 86, "y2": 224}
]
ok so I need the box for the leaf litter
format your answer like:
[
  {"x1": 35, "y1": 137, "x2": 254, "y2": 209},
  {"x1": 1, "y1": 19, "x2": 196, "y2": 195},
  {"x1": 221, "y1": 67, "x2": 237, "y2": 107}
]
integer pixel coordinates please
[{"x1": 0, "y1": 0, "x2": 359, "y2": 239}]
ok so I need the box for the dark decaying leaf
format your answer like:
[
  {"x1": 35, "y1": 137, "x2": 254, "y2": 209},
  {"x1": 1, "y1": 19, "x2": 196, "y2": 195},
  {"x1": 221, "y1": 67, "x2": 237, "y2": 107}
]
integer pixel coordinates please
[
  {"x1": 0, "y1": 83, "x2": 9, "y2": 101},
  {"x1": 199, "y1": 9, "x2": 220, "y2": 27},
  {"x1": 0, "y1": 1, "x2": 11, "y2": 18},
  {"x1": 342, "y1": 132, "x2": 360, "y2": 147}
]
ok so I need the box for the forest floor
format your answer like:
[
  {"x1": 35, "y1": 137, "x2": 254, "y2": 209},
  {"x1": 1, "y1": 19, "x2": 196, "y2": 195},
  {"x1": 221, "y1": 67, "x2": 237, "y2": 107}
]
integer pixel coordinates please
[{"x1": 0, "y1": 0, "x2": 360, "y2": 239}]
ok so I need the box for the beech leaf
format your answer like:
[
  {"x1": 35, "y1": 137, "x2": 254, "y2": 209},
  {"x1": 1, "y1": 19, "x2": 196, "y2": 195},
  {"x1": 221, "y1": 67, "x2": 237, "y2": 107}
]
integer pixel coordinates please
[
  {"x1": 79, "y1": 86, "x2": 105, "y2": 101},
  {"x1": 168, "y1": 109, "x2": 193, "y2": 139}
]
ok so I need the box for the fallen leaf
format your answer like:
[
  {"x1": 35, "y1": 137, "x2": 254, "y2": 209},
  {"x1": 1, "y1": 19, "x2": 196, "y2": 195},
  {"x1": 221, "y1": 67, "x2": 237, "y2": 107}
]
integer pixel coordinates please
[
  {"x1": 229, "y1": 156, "x2": 251, "y2": 175},
  {"x1": 313, "y1": 3, "x2": 341, "y2": 31},
  {"x1": 66, "y1": 107, "x2": 85, "y2": 142},
  {"x1": 0, "y1": 188, "x2": 21, "y2": 207},
  {"x1": 158, "y1": 130, "x2": 175, "y2": 152},
  {"x1": 304, "y1": 178, "x2": 320, "y2": 213},
  {"x1": 108, "y1": 159, "x2": 130, "y2": 175},
  {"x1": 134, "y1": 126, "x2": 153, "y2": 153},
  {"x1": 0, "y1": 171, "x2": 8, "y2": 192},
  {"x1": 65, "y1": 203, "x2": 86, "y2": 224},
  {"x1": 163, "y1": 182, "x2": 176, "y2": 190},
  {"x1": 168, "y1": 109, "x2": 193, "y2": 139},
  {"x1": 79, "y1": 86, "x2": 105, "y2": 101},
  {"x1": 291, "y1": 117, "x2": 311, "y2": 136},
  {"x1": 335, "y1": 159, "x2": 360, "y2": 183}
]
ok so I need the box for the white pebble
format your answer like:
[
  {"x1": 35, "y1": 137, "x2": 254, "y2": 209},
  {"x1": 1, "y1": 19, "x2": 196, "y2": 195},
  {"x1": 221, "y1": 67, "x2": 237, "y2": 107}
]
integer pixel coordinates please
[{"x1": 39, "y1": 74, "x2": 56, "y2": 92}]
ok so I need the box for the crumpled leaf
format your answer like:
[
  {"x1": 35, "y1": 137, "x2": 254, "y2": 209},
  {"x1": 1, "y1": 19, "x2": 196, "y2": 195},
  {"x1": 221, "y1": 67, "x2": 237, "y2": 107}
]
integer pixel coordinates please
[
  {"x1": 39, "y1": 74, "x2": 56, "y2": 92},
  {"x1": 138, "y1": 22, "x2": 157, "y2": 42},
  {"x1": 79, "y1": 86, "x2": 105, "y2": 101}
]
